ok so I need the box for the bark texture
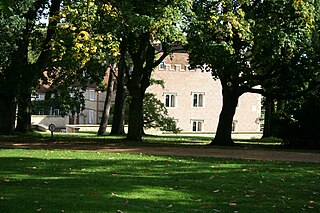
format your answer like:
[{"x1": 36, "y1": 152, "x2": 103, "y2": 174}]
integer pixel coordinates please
[
  {"x1": 211, "y1": 86, "x2": 241, "y2": 146},
  {"x1": 0, "y1": 94, "x2": 16, "y2": 134},
  {"x1": 110, "y1": 42, "x2": 127, "y2": 135},
  {"x1": 98, "y1": 68, "x2": 115, "y2": 135}
]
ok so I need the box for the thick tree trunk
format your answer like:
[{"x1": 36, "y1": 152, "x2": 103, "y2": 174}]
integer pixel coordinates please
[
  {"x1": 110, "y1": 88, "x2": 126, "y2": 135},
  {"x1": 16, "y1": 89, "x2": 32, "y2": 133},
  {"x1": 262, "y1": 96, "x2": 274, "y2": 138},
  {"x1": 127, "y1": 87, "x2": 144, "y2": 141},
  {"x1": 126, "y1": 37, "x2": 152, "y2": 141},
  {"x1": 0, "y1": 94, "x2": 16, "y2": 134},
  {"x1": 98, "y1": 69, "x2": 115, "y2": 135},
  {"x1": 211, "y1": 86, "x2": 240, "y2": 146},
  {"x1": 110, "y1": 44, "x2": 127, "y2": 135}
]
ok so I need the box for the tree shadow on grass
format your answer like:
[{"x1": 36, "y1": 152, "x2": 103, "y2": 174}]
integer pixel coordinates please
[{"x1": 0, "y1": 150, "x2": 319, "y2": 212}]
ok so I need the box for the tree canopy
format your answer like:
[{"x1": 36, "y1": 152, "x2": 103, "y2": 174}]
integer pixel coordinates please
[
  {"x1": 96, "y1": 0, "x2": 191, "y2": 141},
  {"x1": 187, "y1": 0, "x2": 320, "y2": 145}
]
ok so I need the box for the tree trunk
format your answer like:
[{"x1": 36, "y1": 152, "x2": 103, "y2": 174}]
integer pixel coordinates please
[
  {"x1": 110, "y1": 88, "x2": 126, "y2": 135},
  {"x1": 110, "y1": 43, "x2": 127, "y2": 135},
  {"x1": 262, "y1": 96, "x2": 274, "y2": 138},
  {"x1": 0, "y1": 94, "x2": 16, "y2": 134},
  {"x1": 16, "y1": 89, "x2": 32, "y2": 133},
  {"x1": 211, "y1": 86, "x2": 240, "y2": 146},
  {"x1": 98, "y1": 68, "x2": 115, "y2": 135},
  {"x1": 126, "y1": 34, "x2": 153, "y2": 141},
  {"x1": 15, "y1": 0, "x2": 61, "y2": 134},
  {"x1": 127, "y1": 87, "x2": 144, "y2": 141}
]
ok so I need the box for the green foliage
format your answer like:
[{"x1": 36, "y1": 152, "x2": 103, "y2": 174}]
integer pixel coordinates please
[
  {"x1": 96, "y1": 0, "x2": 192, "y2": 140},
  {"x1": 247, "y1": 0, "x2": 320, "y2": 95},
  {"x1": 31, "y1": 94, "x2": 81, "y2": 116},
  {"x1": 0, "y1": 149, "x2": 319, "y2": 212},
  {"x1": 0, "y1": 0, "x2": 34, "y2": 69},
  {"x1": 271, "y1": 88, "x2": 320, "y2": 148},
  {"x1": 98, "y1": 0, "x2": 190, "y2": 45},
  {"x1": 187, "y1": 0, "x2": 320, "y2": 144},
  {"x1": 187, "y1": 0, "x2": 320, "y2": 93},
  {"x1": 143, "y1": 93, "x2": 181, "y2": 134},
  {"x1": 31, "y1": 99, "x2": 57, "y2": 115},
  {"x1": 187, "y1": 0, "x2": 254, "y2": 82},
  {"x1": 44, "y1": 1, "x2": 120, "y2": 114}
]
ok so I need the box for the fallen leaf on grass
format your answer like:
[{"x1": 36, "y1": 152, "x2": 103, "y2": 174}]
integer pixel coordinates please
[
  {"x1": 229, "y1": 200, "x2": 237, "y2": 206},
  {"x1": 111, "y1": 192, "x2": 119, "y2": 197},
  {"x1": 166, "y1": 204, "x2": 173, "y2": 208},
  {"x1": 123, "y1": 199, "x2": 129, "y2": 207},
  {"x1": 200, "y1": 205, "x2": 212, "y2": 209}
]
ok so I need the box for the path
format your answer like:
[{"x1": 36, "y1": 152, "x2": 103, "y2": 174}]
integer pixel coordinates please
[{"x1": 0, "y1": 141, "x2": 319, "y2": 163}]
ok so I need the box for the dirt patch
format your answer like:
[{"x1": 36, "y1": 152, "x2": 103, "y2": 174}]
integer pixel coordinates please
[{"x1": 0, "y1": 141, "x2": 319, "y2": 163}]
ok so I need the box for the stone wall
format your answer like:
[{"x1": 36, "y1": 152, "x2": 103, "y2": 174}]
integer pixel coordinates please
[
  {"x1": 147, "y1": 52, "x2": 262, "y2": 133},
  {"x1": 31, "y1": 115, "x2": 69, "y2": 128}
]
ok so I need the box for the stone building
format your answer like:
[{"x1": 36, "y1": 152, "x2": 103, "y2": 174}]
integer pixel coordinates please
[
  {"x1": 147, "y1": 51, "x2": 262, "y2": 133},
  {"x1": 31, "y1": 83, "x2": 107, "y2": 130},
  {"x1": 31, "y1": 51, "x2": 262, "y2": 134}
]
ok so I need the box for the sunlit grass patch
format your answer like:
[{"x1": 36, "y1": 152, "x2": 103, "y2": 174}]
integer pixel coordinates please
[{"x1": 0, "y1": 149, "x2": 319, "y2": 212}]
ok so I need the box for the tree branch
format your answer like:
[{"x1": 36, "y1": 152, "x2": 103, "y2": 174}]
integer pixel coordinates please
[{"x1": 36, "y1": 0, "x2": 61, "y2": 68}]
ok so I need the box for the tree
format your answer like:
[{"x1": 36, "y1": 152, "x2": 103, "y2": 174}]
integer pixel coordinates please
[
  {"x1": 45, "y1": 0, "x2": 119, "y2": 120},
  {"x1": 270, "y1": 86, "x2": 320, "y2": 148},
  {"x1": 187, "y1": 0, "x2": 319, "y2": 145},
  {"x1": 98, "y1": 0, "x2": 190, "y2": 141},
  {"x1": 110, "y1": 42, "x2": 127, "y2": 135},
  {"x1": 16, "y1": 0, "x2": 62, "y2": 133},
  {"x1": 250, "y1": 0, "x2": 320, "y2": 140},
  {"x1": 0, "y1": 0, "x2": 61, "y2": 133},
  {"x1": 98, "y1": 66, "x2": 116, "y2": 135}
]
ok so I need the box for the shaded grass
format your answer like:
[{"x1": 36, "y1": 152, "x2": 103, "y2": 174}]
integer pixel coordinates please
[
  {"x1": 0, "y1": 131, "x2": 283, "y2": 146},
  {"x1": 0, "y1": 149, "x2": 319, "y2": 212}
]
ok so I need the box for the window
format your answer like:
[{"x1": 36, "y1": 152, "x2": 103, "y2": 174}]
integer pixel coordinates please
[
  {"x1": 191, "y1": 120, "x2": 203, "y2": 132},
  {"x1": 192, "y1": 93, "x2": 204, "y2": 107},
  {"x1": 53, "y1": 109, "x2": 60, "y2": 116},
  {"x1": 89, "y1": 110, "x2": 94, "y2": 124},
  {"x1": 89, "y1": 90, "x2": 95, "y2": 101},
  {"x1": 32, "y1": 93, "x2": 45, "y2": 101},
  {"x1": 39, "y1": 94, "x2": 45, "y2": 100},
  {"x1": 164, "y1": 93, "x2": 176, "y2": 108},
  {"x1": 159, "y1": 61, "x2": 166, "y2": 70}
]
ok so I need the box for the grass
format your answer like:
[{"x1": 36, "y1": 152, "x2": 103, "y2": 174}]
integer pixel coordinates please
[
  {"x1": 0, "y1": 148, "x2": 319, "y2": 212},
  {"x1": 0, "y1": 131, "x2": 284, "y2": 147}
]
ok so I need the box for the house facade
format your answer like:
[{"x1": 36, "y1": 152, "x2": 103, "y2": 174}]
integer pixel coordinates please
[
  {"x1": 31, "y1": 85, "x2": 107, "y2": 129},
  {"x1": 147, "y1": 51, "x2": 262, "y2": 133},
  {"x1": 32, "y1": 52, "x2": 262, "y2": 134}
]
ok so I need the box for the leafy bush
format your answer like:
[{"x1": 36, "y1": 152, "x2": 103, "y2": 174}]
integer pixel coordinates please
[
  {"x1": 272, "y1": 88, "x2": 320, "y2": 148},
  {"x1": 143, "y1": 93, "x2": 181, "y2": 134}
]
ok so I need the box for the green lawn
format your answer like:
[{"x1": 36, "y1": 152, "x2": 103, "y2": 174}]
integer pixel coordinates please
[{"x1": 0, "y1": 148, "x2": 319, "y2": 212}]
